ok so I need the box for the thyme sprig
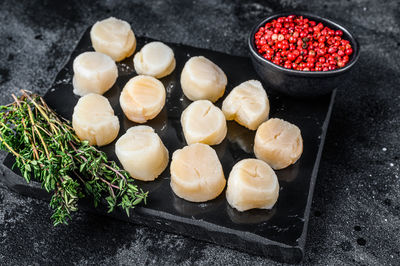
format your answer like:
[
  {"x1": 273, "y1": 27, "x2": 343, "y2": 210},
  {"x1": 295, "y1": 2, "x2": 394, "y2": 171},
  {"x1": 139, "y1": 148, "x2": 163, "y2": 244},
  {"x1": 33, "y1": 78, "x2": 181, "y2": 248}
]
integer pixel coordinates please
[{"x1": 0, "y1": 90, "x2": 147, "y2": 225}]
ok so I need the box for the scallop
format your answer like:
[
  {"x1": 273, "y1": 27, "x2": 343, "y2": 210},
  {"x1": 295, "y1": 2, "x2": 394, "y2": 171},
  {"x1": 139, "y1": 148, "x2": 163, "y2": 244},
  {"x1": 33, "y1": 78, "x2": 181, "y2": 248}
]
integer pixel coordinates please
[
  {"x1": 254, "y1": 118, "x2": 303, "y2": 170},
  {"x1": 180, "y1": 56, "x2": 227, "y2": 102},
  {"x1": 120, "y1": 75, "x2": 166, "y2": 123},
  {"x1": 115, "y1": 126, "x2": 169, "y2": 181},
  {"x1": 133, "y1": 41, "x2": 176, "y2": 78},
  {"x1": 181, "y1": 100, "x2": 227, "y2": 145},
  {"x1": 226, "y1": 158, "x2": 279, "y2": 212},
  {"x1": 72, "y1": 93, "x2": 119, "y2": 146},
  {"x1": 72, "y1": 52, "x2": 118, "y2": 96},
  {"x1": 222, "y1": 80, "x2": 269, "y2": 130},
  {"x1": 170, "y1": 143, "x2": 226, "y2": 202},
  {"x1": 90, "y1": 17, "x2": 136, "y2": 61}
]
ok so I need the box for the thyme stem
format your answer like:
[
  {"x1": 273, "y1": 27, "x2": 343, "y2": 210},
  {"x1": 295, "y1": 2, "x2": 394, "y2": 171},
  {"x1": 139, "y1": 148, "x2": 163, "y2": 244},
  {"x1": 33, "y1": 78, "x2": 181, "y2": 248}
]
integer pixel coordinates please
[{"x1": 0, "y1": 90, "x2": 147, "y2": 225}]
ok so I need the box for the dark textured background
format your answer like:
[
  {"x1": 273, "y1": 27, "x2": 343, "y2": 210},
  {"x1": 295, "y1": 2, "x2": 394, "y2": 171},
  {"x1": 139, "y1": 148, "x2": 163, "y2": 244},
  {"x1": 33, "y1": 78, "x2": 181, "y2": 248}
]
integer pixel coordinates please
[{"x1": 0, "y1": 0, "x2": 399, "y2": 265}]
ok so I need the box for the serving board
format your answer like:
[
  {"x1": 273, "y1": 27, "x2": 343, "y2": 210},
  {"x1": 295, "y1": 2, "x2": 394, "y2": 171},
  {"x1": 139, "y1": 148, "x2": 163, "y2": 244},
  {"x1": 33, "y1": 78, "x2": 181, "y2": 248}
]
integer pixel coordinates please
[{"x1": 1, "y1": 28, "x2": 336, "y2": 263}]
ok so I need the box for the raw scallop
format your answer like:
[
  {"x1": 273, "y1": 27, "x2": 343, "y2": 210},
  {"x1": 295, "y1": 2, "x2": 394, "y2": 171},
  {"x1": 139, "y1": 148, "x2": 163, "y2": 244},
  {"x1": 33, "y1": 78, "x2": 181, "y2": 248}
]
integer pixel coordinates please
[
  {"x1": 180, "y1": 56, "x2": 227, "y2": 102},
  {"x1": 90, "y1": 17, "x2": 136, "y2": 61},
  {"x1": 170, "y1": 143, "x2": 226, "y2": 202},
  {"x1": 133, "y1": 41, "x2": 176, "y2": 78},
  {"x1": 254, "y1": 118, "x2": 303, "y2": 170},
  {"x1": 72, "y1": 51, "x2": 118, "y2": 96},
  {"x1": 226, "y1": 158, "x2": 279, "y2": 212},
  {"x1": 222, "y1": 80, "x2": 269, "y2": 130},
  {"x1": 120, "y1": 75, "x2": 166, "y2": 123},
  {"x1": 72, "y1": 93, "x2": 119, "y2": 146},
  {"x1": 115, "y1": 125, "x2": 169, "y2": 181},
  {"x1": 181, "y1": 100, "x2": 227, "y2": 145}
]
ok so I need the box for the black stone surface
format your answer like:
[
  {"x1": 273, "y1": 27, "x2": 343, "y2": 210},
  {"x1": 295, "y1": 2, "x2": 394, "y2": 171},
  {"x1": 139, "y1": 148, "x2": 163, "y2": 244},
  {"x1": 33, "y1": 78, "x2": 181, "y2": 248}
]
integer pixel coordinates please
[
  {"x1": 0, "y1": 0, "x2": 399, "y2": 265},
  {"x1": 1, "y1": 28, "x2": 336, "y2": 263}
]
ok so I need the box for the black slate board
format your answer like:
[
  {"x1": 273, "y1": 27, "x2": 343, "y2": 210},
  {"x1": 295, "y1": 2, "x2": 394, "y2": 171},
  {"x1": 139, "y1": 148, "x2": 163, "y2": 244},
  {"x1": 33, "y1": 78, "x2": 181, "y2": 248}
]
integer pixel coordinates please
[{"x1": 1, "y1": 28, "x2": 336, "y2": 263}]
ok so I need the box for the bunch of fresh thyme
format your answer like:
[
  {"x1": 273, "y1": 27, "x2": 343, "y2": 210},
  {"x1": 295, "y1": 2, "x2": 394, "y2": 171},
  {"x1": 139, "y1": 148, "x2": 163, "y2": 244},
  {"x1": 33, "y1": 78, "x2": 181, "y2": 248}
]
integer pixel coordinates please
[{"x1": 0, "y1": 90, "x2": 147, "y2": 225}]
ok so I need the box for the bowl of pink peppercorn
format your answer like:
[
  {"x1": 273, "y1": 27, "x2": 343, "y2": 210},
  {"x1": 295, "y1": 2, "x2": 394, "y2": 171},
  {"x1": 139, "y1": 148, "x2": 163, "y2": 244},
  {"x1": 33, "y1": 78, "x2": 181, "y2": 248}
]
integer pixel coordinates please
[{"x1": 248, "y1": 12, "x2": 360, "y2": 97}]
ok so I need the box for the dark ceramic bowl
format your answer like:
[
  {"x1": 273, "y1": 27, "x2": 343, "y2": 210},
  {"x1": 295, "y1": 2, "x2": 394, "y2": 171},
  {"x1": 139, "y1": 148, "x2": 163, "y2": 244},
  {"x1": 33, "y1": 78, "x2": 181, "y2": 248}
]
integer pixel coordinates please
[{"x1": 248, "y1": 12, "x2": 360, "y2": 97}]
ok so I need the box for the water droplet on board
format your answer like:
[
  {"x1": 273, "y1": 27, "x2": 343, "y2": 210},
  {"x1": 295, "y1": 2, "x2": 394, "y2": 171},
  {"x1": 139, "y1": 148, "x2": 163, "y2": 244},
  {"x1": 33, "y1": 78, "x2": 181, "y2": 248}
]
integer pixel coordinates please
[
  {"x1": 118, "y1": 63, "x2": 133, "y2": 73},
  {"x1": 54, "y1": 77, "x2": 71, "y2": 85},
  {"x1": 166, "y1": 84, "x2": 174, "y2": 94},
  {"x1": 168, "y1": 106, "x2": 181, "y2": 116},
  {"x1": 269, "y1": 225, "x2": 290, "y2": 233}
]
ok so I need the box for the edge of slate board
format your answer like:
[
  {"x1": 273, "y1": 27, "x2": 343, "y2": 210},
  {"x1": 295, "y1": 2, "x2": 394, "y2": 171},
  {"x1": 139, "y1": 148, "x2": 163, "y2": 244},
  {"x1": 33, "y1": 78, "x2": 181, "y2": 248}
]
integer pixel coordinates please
[{"x1": 0, "y1": 28, "x2": 336, "y2": 263}]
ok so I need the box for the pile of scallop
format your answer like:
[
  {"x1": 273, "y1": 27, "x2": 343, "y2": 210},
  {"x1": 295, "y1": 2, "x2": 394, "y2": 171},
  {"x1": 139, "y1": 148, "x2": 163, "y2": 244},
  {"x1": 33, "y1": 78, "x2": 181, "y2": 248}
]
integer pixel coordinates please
[{"x1": 72, "y1": 17, "x2": 303, "y2": 212}]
